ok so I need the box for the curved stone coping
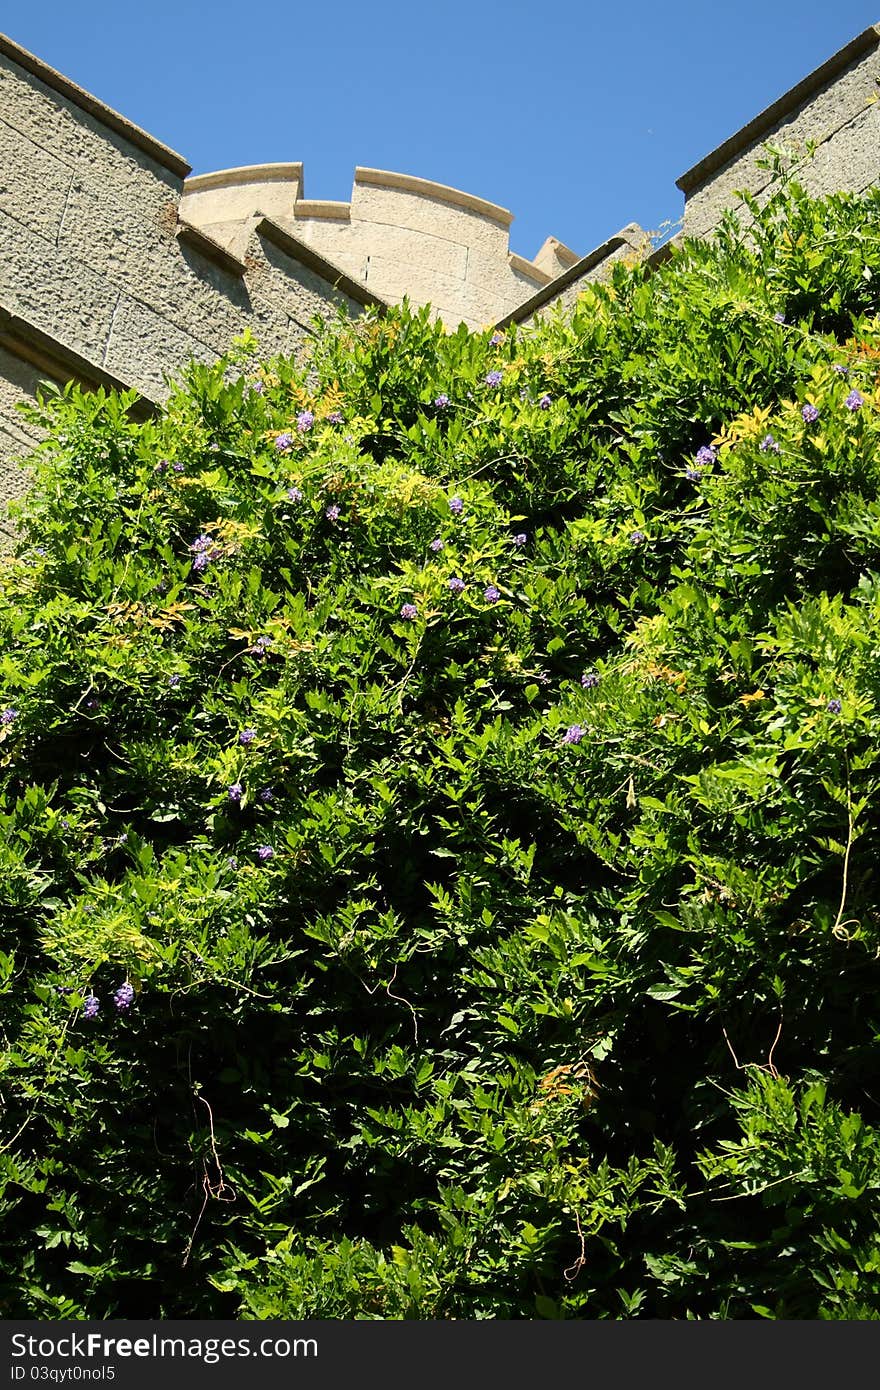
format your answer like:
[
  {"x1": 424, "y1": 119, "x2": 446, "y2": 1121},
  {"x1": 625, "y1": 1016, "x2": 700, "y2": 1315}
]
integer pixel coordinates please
[
  {"x1": 295, "y1": 200, "x2": 352, "y2": 221},
  {"x1": 176, "y1": 220, "x2": 247, "y2": 277},
  {"x1": 354, "y1": 167, "x2": 514, "y2": 227},
  {"x1": 254, "y1": 217, "x2": 385, "y2": 310},
  {"x1": 677, "y1": 23, "x2": 880, "y2": 194},
  {"x1": 0, "y1": 31, "x2": 191, "y2": 179},
  {"x1": 184, "y1": 163, "x2": 303, "y2": 193}
]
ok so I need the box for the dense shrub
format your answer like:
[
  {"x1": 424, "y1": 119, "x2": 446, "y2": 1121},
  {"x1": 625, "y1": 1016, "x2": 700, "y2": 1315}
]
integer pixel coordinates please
[{"x1": 3, "y1": 183, "x2": 880, "y2": 1318}]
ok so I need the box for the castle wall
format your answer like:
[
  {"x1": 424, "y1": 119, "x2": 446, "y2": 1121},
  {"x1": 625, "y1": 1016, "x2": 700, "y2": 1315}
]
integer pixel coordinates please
[
  {"x1": 181, "y1": 165, "x2": 565, "y2": 331},
  {"x1": 678, "y1": 24, "x2": 880, "y2": 237},
  {"x1": 0, "y1": 34, "x2": 373, "y2": 528}
]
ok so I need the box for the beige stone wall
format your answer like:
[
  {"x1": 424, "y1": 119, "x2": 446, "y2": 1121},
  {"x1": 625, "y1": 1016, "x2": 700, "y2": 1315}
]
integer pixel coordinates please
[
  {"x1": 0, "y1": 33, "x2": 375, "y2": 528},
  {"x1": 678, "y1": 24, "x2": 880, "y2": 237},
  {"x1": 181, "y1": 165, "x2": 577, "y2": 331}
]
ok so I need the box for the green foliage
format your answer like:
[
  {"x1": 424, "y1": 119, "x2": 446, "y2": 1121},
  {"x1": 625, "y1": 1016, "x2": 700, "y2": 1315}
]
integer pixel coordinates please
[{"x1": 3, "y1": 183, "x2": 880, "y2": 1318}]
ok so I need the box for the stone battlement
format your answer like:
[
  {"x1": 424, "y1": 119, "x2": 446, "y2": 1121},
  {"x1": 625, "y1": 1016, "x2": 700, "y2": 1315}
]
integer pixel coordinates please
[{"x1": 2, "y1": 22, "x2": 880, "y2": 528}]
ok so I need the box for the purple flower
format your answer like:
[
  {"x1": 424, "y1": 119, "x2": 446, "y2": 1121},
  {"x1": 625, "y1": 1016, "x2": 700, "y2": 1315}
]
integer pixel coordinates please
[
  {"x1": 802, "y1": 403, "x2": 819, "y2": 423},
  {"x1": 484, "y1": 585, "x2": 500, "y2": 604},
  {"x1": 430, "y1": 538, "x2": 444, "y2": 552},
  {"x1": 82, "y1": 994, "x2": 99, "y2": 1019},
  {"x1": 400, "y1": 602, "x2": 418, "y2": 620},
  {"x1": 845, "y1": 389, "x2": 864, "y2": 411},
  {"x1": 485, "y1": 370, "x2": 503, "y2": 387},
  {"x1": 489, "y1": 331, "x2": 504, "y2": 346},
  {"x1": 155, "y1": 459, "x2": 169, "y2": 474},
  {"x1": 449, "y1": 496, "x2": 464, "y2": 515},
  {"x1": 759, "y1": 433, "x2": 781, "y2": 453},
  {"x1": 228, "y1": 782, "x2": 244, "y2": 803},
  {"x1": 773, "y1": 311, "x2": 786, "y2": 324},
  {"x1": 168, "y1": 674, "x2": 181, "y2": 687},
  {"x1": 832, "y1": 363, "x2": 850, "y2": 377},
  {"x1": 258, "y1": 787, "x2": 274, "y2": 802},
  {"x1": 538, "y1": 394, "x2": 552, "y2": 410},
  {"x1": 685, "y1": 467, "x2": 701, "y2": 482},
  {"x1": 113, "y1": 982, "x2": 134, "y2": 1012},
  {"x1": 448, "y1": 577, "x2": 466, "y2": 594},
  {"x1": 695, "y1": 446, "x2": 716, "y2": 467},
  {"x1": 434, "y1": 394, "x2": 450, "y2": 409},
  {"x1": 512, "y1": 533, "x2": 527, "y2": 547},
  {"x1": 172, "y1": 461, "x2": 185, "y2": 474},
  {"x1": 250, "y1": 381, "x2": 265, "y2": 395},
  {"x1": 287, "y1": 486, "x2": 303, "y2": 502},
  {"x1": 239, "y1": 727, "x2": 257, "y2": 745},
  {"x1": 581, "y1": 671, "x2": 599, "y2": 689},
  {"x1": 563, "y1": 724, "x2": 585, "y2": 745},
  {"x1": 248, "y1": 635, "x2": 272, "y2": 656},
  {"x1": 327, "y1": 410, "x2": 344, "y2": 425},
  {"x1": 256, "y1": 845, "x2": 274, "y2": 862},
  {"x1": 630, "y1": 530, "x2": 646, "y2": 545},
  {"x1": 275, "y1": 433, "x2": 293, "y2": 452},
  {"x1": 325, "y1": 504, "x2": 340, "y2": 522},
  {"x1": 297, "y1": 410, "x2": 315, "y2": 433},
  {"x1": 191, "y1": 552, "x2": 210, "y2": 573},
  {"x1": 827, "y1": 698, "x2": 842, "y2": 714},
  {"x1": 227, "y1": 856, "x2": 238, "y2": 870},
  {"x1": 1, "y1": 708, "x2": 17, "y2": 725}
]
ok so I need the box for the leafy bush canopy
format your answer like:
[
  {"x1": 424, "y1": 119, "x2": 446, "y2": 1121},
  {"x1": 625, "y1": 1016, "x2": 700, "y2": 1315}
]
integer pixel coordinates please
[{"x1": 3, "y1": 182, "x2": 880, "y2": 1319}]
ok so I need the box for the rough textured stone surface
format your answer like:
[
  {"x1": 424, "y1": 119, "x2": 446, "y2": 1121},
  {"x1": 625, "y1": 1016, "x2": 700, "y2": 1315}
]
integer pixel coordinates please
[{"x1": 680, "y1": 36, "x2": 880, "y2": 237}]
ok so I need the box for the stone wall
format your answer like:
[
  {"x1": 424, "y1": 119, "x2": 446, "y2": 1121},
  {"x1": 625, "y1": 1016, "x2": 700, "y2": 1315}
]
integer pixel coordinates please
[
  {"x1": 181, "y1": 164, "x2": 577, "y2": 331},
  {"x1": 678, "y1": 24, "x2": 880, "y2": 237},
  {"x1": 0, "y1": 32, "x2": 376, "y2": 522}
]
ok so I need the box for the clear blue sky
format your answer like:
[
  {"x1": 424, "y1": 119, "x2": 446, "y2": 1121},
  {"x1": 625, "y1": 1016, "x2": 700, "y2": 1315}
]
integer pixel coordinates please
[{"x1": 4, "y1": 2, "x2": 879, "y2": 259}]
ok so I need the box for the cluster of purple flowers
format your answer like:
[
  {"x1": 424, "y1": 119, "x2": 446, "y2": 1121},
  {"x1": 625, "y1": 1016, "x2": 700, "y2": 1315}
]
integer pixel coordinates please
[
  {"x1": 512, "y1": 533, "x2": 527, "y2": 547},
  {"x1": 239, "y1": 727, "x2": 257, "y2": 746},
  {"x1": 189, "y1": 534, "x2": 217, "y2": 574},
  {"x1": 759, "y1": 434, "x2": 781, "y2": 454},
  {"x1": 168, "y1": 674, "x2": 181, "y2": 688},
  {"x1": 248, "y1": 635, "x2": 272, "y2": 657},
  {"x1": 695, "y1": 446, "x2": 716, "y2": 467},
  {"x1": 489, "y1": 331, "x2": 504, "y2": 347},
  {"x1": 685, "y1": 467, "x2": 701, "y2": 482},
  {"x1": 1, "y1": 708, "x2": 17, "y2": 725},
  {"x1": 259, "y1": 787, "x2": 274, "y2": 802},
  {"x1": 832, "y1": 363, "x2": 850, "y2": 377},
  {"x1": 172, "y1": 461, "x2": 185, "y2": 474},
  {"x1": 275, "y1": 433, "x2": 294, "y2": 453},
  {"x1": 485, "y1": 370, "x2": 504, "y2": 387},
  {"x1": 327, "y1": 411, "x2": 344, "y2": 425},
  {"x1": 802, "y1": 403, "x2": 819, "y2": 423},
  {"x1": 250, "y1": 380, "x2": 265, "y2": 395},
  {"x1": 114, "y1": 983, "x2": 134, "y2": 1012},
  {"x1": 630, "y1": 530, "x2": 646, "y2": 545},
  {"x1": 435, "y1": 394, "x2": 450, "y2": 409},
  {"x1": 400, "y1": 603, "x2": 418, "y2": 620},
  {"x1": 297, "y1": 410, "x2": 315, "y2": 433},
  {"x1": 83, "y1": 994, "x2": 100, "y2": 1019},
  {"x1": 257, "y1": 845, "x2": 274, "y2": 862},
  {"x1": 563, "y1": 724, "x2": 585, "y2": 745},
  {"x1": 484, "y1": 585, "x2": 500, "y2": 604},
  {"x1": 287, "y1": 486, "x2": 303, "y2": 502},
  {"x1": 448, "y1": 577, "x2": 466, "y2": 594},
  {"x1": 449, "y1": 496, "x2": 464, "y2": 515},
  {"x1": 773, "y1": 311, "x2": 786, "y2": 324},
  {"x1": 228, "y1": 782, "x2": 244, "y2": 803},
  {"x1": 326, "y1": 504, "x2": 341, "y2": 523},
  {"x1": 538, "y1": 394, "x2": 552, "y2": 410},
  {"x1": 430, "y1": 538, "x2": 444, "y2": 552},
  {"x1": 845, "y1": 389, "x2": 864, "y2": 411},
  {"x1": 827, "y1": 698, "x2": 842, "y2": 715},
  {"x1": 581, "y1": 671, "x2": 599, "y2": 689}
]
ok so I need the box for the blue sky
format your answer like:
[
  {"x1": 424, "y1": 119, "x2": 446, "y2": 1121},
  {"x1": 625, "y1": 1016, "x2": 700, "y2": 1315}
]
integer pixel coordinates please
[{"x1": 4, "y1": 2, "x2": 879, "y2": 260}]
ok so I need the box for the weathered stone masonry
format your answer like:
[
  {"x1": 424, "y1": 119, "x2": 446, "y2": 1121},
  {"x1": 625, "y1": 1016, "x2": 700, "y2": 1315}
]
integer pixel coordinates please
[{"x1": 2, "y1": 22, "x2": 880, "y2": 527}]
